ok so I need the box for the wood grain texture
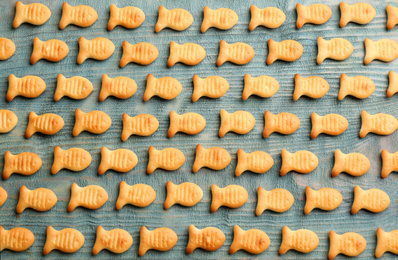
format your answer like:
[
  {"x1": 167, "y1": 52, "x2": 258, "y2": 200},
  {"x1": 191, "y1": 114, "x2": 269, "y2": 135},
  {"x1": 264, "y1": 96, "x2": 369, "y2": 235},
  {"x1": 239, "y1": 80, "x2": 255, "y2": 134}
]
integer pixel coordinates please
[{"x1": 0, "y1": 0, "x2": 397, "y2": 259}]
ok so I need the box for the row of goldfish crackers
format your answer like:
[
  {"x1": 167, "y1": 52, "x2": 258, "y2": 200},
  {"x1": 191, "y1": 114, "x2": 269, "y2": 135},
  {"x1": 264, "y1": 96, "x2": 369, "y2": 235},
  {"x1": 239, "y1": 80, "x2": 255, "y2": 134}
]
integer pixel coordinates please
[
  {"x1": 1, "y1": 107, "x2": 397, "y2": 140},
  {"x1": 3, "y1": 145, "x2": 398, "y2": 179},
  {"x1": 11, "y1": 2, "x2": 398, "y2": 32},
  {"x1": 0, "y1": 182, "x2": 390, "y2": 216},
  {"x1": 2, "y1": 224, "x2": 397, "y2": 258},
  {"x1": 6, "y1": 72, "x2": 398, "y2": 103},
  {"x1": 1, "y1": 35, "x2": 397, "y2": 66}
]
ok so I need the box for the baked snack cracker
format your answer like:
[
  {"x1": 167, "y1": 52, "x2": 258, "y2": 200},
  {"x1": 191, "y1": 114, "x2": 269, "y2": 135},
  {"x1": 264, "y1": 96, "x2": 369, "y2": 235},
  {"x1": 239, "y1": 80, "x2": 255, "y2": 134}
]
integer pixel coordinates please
[
  {"x1": 0, "y1": 110, "x2": 18, "y2": 133},
  {"x1": 375, "y1": 228, "x2": 398, "y2": 258},
  {"x1": 121, "y1": 113, "x2": 158, "y2": 141},
  {"x1": 294, "y1": 74, "x2": 329, "y2": 100},
  {"x1": 328, "y1": 231, "x2": 366, "y2": 259},
  {"x1": 235, "y1": 149, "x2": 274, "y2": 176},
  {"x1": 351, "y1": 185, "x2": 390, "y2": 214},
  {"x1": 164, "y1": 181, "x2": 202, "y2": 209},
  {"x1": 280, "y1": 149, "x2": 318, "y2": 176},
  {"x1": 186, "y1": 225, "x2": 225, "y2": 254},
  {"x1": 108, "y1": 4, "x2": 145, "y2": 31},
  {"x1": 317, "y1": 37, "x2": 353, "y2": 64},
  {"x1": 210, "y1": 184, "x2": 248, "y2": 212},
  {"x1": 192, "y1": 75, "x2": 229, "y2": 102},
  {"x1": 201, "y1": 7, "x2": 238, "y2": 32},
  {"x1": 100, "y1": 74, "x2": 137, "y2": 101},
  {"x1": 364, "y1": 38, "x2": 398, "y2": 65},
  {"x1": 16, "y1": 185, "x2": 57, "y2": 213},
  {"x1": 256, "y1": 187, "x2": 294, "y2": 215},
  {"x1": 217, "y1": 40, "x2": 254, "y2": 66},
  {"x1": 93, "y1": 226, "x2": 133, "y2": 255},
  {"x1": 311, "y1": 113, "x2": 348, "y2": 139},
  {"x1": 25, "y1": 112, "x2": 64, "y2": 138},
  {"x1": 0, "y1": 186, "x2": 7, "y2": 207},
  {"x1": 249, "y1": 5, "x2": 285, "y2": 30},
  {"x1": 168, "y1": 41, "x2": 206, "y2": 67},
  {"x1": 77, "y1": 37, "x2": 115, "y2": 64},
  {"x1": 267, "y1": 39, "x2": 303, "y2": 65},
  {"x1": 339, "y1": 74, "x2": 375, "y2": 100},
  {"x1": 219, "y1": 109, "x2": 255, "y2": 137},
  {"x1": 55, "y1": 74, "x2": 93, "y2": 101},
  {"x1": 0, "y1": 38, "x2": 15, "y2": 60},
  {"x1": 360, "y1": 111, "x2": 398, "y2": 138},
  {"x1": 304, "y1": 187, "x2": 342, "y2": 215},
  {"x1": 381, "y1": 149, "x2": 398, "y2": 178},
  {"x1": 7, "y1": 74, "x2": 46, "y2": 101},
  {"x1": 13, "y1": 1, "x2": 51, "y2": 28},
  {"x1": 98, "y1": 147, "x2": 138, "y2": 175},
  {"x1": 59, "y1": 3, "x2": 97, "y2": 29},
  {"x1": 296, "y1": 3, "x2": 332, "y2": 29},
  {"x1": 31, "y1": 38, "x2": 69, "y2": 64},
  {"x1": 192, "y1": 144, "x2": 231, "y2": 172},
  {"x1": 43, "y1": 226, "x2": 84, "y2": 255},
  {"x1": 155, "y1": 5, "x2": 193, "y2": 32},
  {"x1": 116, "y1": 181, "x2": 156, "y2": 209},
  {"x1": 147, "y1": 146, "x2": 185, "y2": 174},
  {"x1": 144, "y1": 74, "x2": 182, "y2": 101},
  {"x1": 3, "y1": 151, "x2": 42, "y2": 180},
  {"x1": 230, "y1": 225, "x2": 270, "y2": 254},
  {"x1": 73, "y1": 109, "x2": 112, "y2": 136},
  {"x1": 340, "y1": 2, "x2": 376, "y2": 27},
  {"x1": 139, "y1": 226, "x2": 177, "y2": 256},
  {"x1": 67, "y1": 183, "x2": 108, "y2": 212},
  {"x1": 51, "y1": 146, "x2": 91, "y2": 174},
  {"x1": 120, "y1": 41, "x2": 158, "y2": 67},
  {"x1": 168, "y1": 111, "x2": 206, "y2": 137},
  {"x1": 263, "y1": 111, "x2": 300, "y2": 138},
  {"x1": 243, "y1": 74, "x2": 279, "y2": 100},
  {"x1": 388, "y1": 71, "x2": 398, "y2": 97},
  {"x1": 331, "y1": 149, "x2": 370, "y2": 177},
  {"x1": 387, "y1": 5, "x2": 398, "y2": 30},
  {"x1": 279, "y1": 226, "x2": 319, "y2": 255},
  {"x1": 0, "y1": 227, "x2": 34, "y2": 252}
]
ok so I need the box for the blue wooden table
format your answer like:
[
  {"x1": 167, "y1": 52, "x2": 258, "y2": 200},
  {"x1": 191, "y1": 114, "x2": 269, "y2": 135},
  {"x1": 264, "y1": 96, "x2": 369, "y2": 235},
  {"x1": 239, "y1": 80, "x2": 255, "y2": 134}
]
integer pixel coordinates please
[{"x1": 1, "y1": 0, "x2": 397, "y2": 259}]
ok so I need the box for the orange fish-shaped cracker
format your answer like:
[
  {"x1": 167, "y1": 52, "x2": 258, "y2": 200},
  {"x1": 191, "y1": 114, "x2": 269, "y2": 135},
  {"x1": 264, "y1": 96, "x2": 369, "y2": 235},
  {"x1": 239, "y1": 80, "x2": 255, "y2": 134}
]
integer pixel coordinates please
[
  {"x1": 31, "y1": 38, "x2": 69, "y2": 65},
  {"x1": 364, "y1": 38, "x2": 398, "y2": 65},
  {"x1": 375, "y1": 228, "x2": 398, "y2": 258},
  {"x1": 93, "y1": 226, "x2": 133, "y2": 255},
  {"x1": 121, "y1": 113, "x2": 159, "y2": 141},
  {"x1": 243, "y1": 74, "x2": 279, "y2": 100},
  {"x1": 25, "y1": 112, "x2": 64, "y2": 138},
  {"x1": 108, "y1": 4, "x2": 145, "y2": 31},
  {"x1": 351, "y1": 185, "x2": 390, "y2": 214},
  {"x1": 0, "y1": 227, "x2": 35, "y2": 252},
  {"x1": 267, "y1": 39, "x2": 303, "y2": 65},
  {"x1": 263, "y1": 111, "x2": 300, "y2": 138},
  {"x1": 249, "y1": 5, "x2": 285, "y2": 31},
  {"x1": 155, "y1": 6, "x2": 193, "y2": 32},
  {"x1": 186, "y1": 225, "x2": 225, "y2": 254},
  {"x1": 55, "y1": 74, "x2": 93, "y2": 101},
  {"x1": 73, "y1": 109, "x2": 112, "y2": 136},
  {"x1": 294, "y1": 74, "x2": 329, "y2": 100},
  {"x1": 210, "y1": 184, "x2": 248, "y2": 212},
  {"x1": 328, "y1": 231, "x2": 366, "y2": 259},
  {"x1": 387, "y1": 5, "x2": 398, "y2": 30},
  {"x1": 100, "y1": 74, "x2": 136, "y2": 101},
  {"x1": 164, "y1": 181, "x2": 203, "y2": 209},
  {"x1": 3, "y1": 151, "x2": 42, "y2": 180},
  {"x1": 280, "y1": 150, "x2": 318, "y2": 176},
  {"x1": 67, "y1": 183, "x2": 108, "y2": 212},
  {"x1": 388, "y1": 71, "x2": 398, "y2": 97},
  {"x1": 311, "y1": 113, "x2": 348, "y2": 139},
  {"x1": 7, "y1": 74, "x2": 46, "y2": 101},
  {"x1": 43, "y1": 226, "x2": 84, "y2": 255},
  {"x1": 193, "y1": 144, "x2": 231, "y2": 173},
  {"x1": 339, "y1": 74, "x2": 375, "y2": 100},
  {"x1": 360, "y1": 111, "x2": 398, "y2": 138},
  {"x1": 144, "y1": 74, "x2": 182, "y2": 101},
  {"x1": 0, "y1": 186, "x2": 7, "y2": 207},
  {"x1": 296, "y1": 3, "x2": 332, "y2": 29},
  {"x1": 0, "y1": 110, "x2": 18, "y2": 133},
  {"x1": 192, "y1": 75, "x2": 229, "y2": 102},
  {"x1": 279, "y1": 226, "x2": 319, "y2": 255},
  {"x1": 98, "y1": 147, "x2": 138, "y2": 175},
  {"x1": 13, "y1": 1, "x2": 51, "y2": 28},
  {"x1": 256, "y1": 187, "x2": 294, "y2": 215},
  {"x1": 332, "y1": 149, "x2": 370, "y2": 177},
  {"x1": 381, "y1": 150, "x2": 398, "y2": 178},
  {"x1": 59, "y1": 3, "x2": 97, "y2": 29},
  {"x1": 201, "y1": 7, "x2": 238, "y2": 32},
  {"x1": 304, "y1": 187, "x2": 342, "y2": 215},
  {"x1": 0, "y1": 38, "x2": 15, "y2": 60},
  {"x1": 77, "y1": 37, "x2": 115, "y2": 64},
  {"x1": 147, "y1": 146, "x2": 185, "y2": 174},
  {"x1": 317, "y1": 37, "x2": 354, "y2": 64},
  {"x1": 219, "y1": 110, "x2": 255, "y2": 137},
  {"x1": 235, "y1": 149, "x2": 274, "y2": 177},
  {"x1": 51, "y1": 146, "x2": 91, "y2": 174},
  {"x1": 168, "y1": 111, "x2": 206, "y2": 138},
  {"x1": 168, "y1": 41, "x2": 206, "y2": 67},
  {"x1": 16, "y1": 186, "x2": 57, "y2": 214},
  {"x1": 230, "y1": 225, "x2": 270, "y2": 254},
  {"x1": 139, "y1": 226, "x2": 178, "y2": 256},
  {"x1": 116, "y1": 181, "x2": 156, "y2": 210},
  {"x1": 120, "y1": 41, "x2": 158, "y2": 67},
  {"x1": 340, "y1": 2, "x2": 376, "y2": 27},
  {"x1": 217, "y1": 40, "x2": 254, "y2": 66}
]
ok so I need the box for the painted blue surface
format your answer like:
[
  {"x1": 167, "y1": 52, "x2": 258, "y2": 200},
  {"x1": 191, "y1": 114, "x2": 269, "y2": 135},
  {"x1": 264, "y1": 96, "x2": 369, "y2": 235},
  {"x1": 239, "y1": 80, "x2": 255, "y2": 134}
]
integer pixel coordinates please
[{"x1": 0, "y1": 0, "x2": 398, "y2": 259}]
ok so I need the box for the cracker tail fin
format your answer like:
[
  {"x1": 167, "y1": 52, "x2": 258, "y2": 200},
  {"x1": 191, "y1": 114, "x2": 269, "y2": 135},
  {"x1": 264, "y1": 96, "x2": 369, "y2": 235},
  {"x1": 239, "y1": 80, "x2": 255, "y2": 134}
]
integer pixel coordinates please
[
  {"x1": 381, "y1": 150, "x2": 393, "y2": 178},
  {"x1": 242, "y1": 74, "x2": 253, "y2": 100},
  {"x1": 138, "y1": 226, "x2": 150, "y2": 256},
  {"x1": 280, "y1": 149, "x2": 291, "y2": 176},
  {"x1": 92, "y1": 226, "x2": 105, "y2": 255},
  {"x1": 229, "y1": 225, "x2": 243, "y2": 254},
  {"x1": 54, "y1": 74, "x2": 66, "y2": 101},
  {"x1": 249, "y1": 5, "x2": 260, "y2": 31},
  {"x1": 72, "y1": 108, "x2": 84, "y2": 137},
  {"x1": 164, "y1": 181, "x2": 176, "y2": 209},
  {"x1": 59, "y1": 2, "x2": 71, "y2": 29},
  {"x1": 255, "y1": 186, "x2": 266, "y2": 216},
  {"x1": 116, "y1": 181, "x2": 127, "y2": 210},
  {"x1": 351, "y1": 185, "x2": 363, "y2": 214},
  {"x1": 316, "y1": 37, "x2": 327, "y2": 64},
  {"x1": 364, "y1": 38, "x2": 375, "y2": 65},
  {"x1": 107, "y1": 4, "x2": 119, "y2": 31},
  {"x1": 192, "y1": 144, "x2": 204, "y2": 173},
  {"x1": 310, "y1": 112, "x2": 321, "y2": 139},
  {"x1": 99, "y1": 74, "x2": 110, "y2": 102},
  {"x1": 387, "y1": 70, "x2": 398, "y2": 97},
  {"x1": 119, "y1": 40, "x2": 131, "y2": 68},
  {"x1": 359, "y1": 111, "x2": 371, "y2": 138},
  {"x1": 186, "y1": 224, "x2": 198, "y2": 254},
  {"x1": 216, "y1": 40, "x2": 228, "y2": 66},
  {"x1": 339, "y1": 2, "x2": 350, "y2": 28},
  {"x1": 77, "y1": 37, "x2": 88, "y2": 64},
  {"x1": 51, "y1": 146, "x2": 63, "y2": 174},
  {"x1": 218, "y1": 109, "x2": 229, "y2": 138},
  {"x1": 67, "y1": 183, "x2": 79, "y2": 212},
  {"x1": 338, "y1": 73, "x2": 349, "y2": 100},
  {"x1": 279, "y1": 226, "x2": 291, "y2": 255},
  {"x1": 192, "y1": 75, "x2": 203, "y2": 102},
  {"x1": 155, "y1": 5, "x2": 166, "y2": 32},
  {"x1": 121, "y1": 113, "x2": 131, "y2": 142},
  {"x1": 266, "y1": 39, "x2": 278, "y2": 65},
  {"x1": 167, "y1": 41, "x2": 179, "y2": 67},
  {"x1": 235, "y1": 149, "x2": 247, "y2": 177},
  {"x1": 15, "y1": 185, "x2": 28, "y2": 213},
  {"x1": 201, "y1": 6, "x2": 211, "y2": 33},
  {"x1": 167, "y1": 111, "x2": 179, "y2": 138},
  {"x1": 6, "y1": 74, "x2": 17, "y2": 101},
  {"x1": 331, "y1": 149, "x2": 344, "y2": 177},
  {"x1": 146, "y1": 146, "x2": 157, "y2": 174},
  {"x1": 98, "y1": 147, "x2": 110, "y2": 175},
  {"x1": 30, "y1": 37, "x2": 42, "y2": 65},
  {"x1": 210, "y1": 184, "x2": 221, "y2": 212},
  {"x1": 293, "y1": 74, "x2": 303, "y2": 101},
  {"x1": 304, "y1": 186, "x2": 315, "y2": 215},
  {"x1": 25, "y1": 111, "x2": 38, "y2": 138},
  {"x1": 12, "y1": 1, "x2": 24, "y2": 28},
  {"x1": 328, "y1": 231, "x2": 339, "y2": 260},
  {"x1": 296, "y1": 3, "x2": 306, "y2": 29},
  {"x1": 263, "y1": 111, "x2": 274, "y2": 138},
  {"x1": 143, "y1": 74, "x2": 155, "y2": 101},
  {"x1": 42, "y1": 226, "x2": 57, "y2": 255},
  {"x1": 2, "y1": 151, "x2": 13, "y2": 180},
  {"x1": 375, "y1": 228, "x2": 387, "y2": 258}
]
